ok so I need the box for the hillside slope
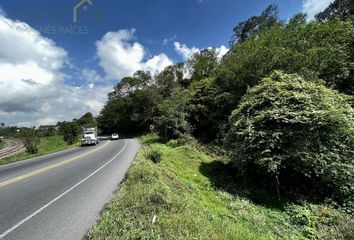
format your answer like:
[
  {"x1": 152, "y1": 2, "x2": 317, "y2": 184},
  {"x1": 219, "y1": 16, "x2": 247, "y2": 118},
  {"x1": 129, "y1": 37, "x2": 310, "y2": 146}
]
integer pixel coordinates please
[{"x1": 88, "y1": 135, "x2": 353, "y2": 240}]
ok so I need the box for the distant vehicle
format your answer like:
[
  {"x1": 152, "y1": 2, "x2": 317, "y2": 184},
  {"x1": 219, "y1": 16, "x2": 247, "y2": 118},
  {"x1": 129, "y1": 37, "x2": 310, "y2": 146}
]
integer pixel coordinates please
[
  {"x1": 111, "y1": 133, "x2": 119, "y2": 140},
  {"x1": 81, "y1": 127, "x2": 99, "y2": 146}
]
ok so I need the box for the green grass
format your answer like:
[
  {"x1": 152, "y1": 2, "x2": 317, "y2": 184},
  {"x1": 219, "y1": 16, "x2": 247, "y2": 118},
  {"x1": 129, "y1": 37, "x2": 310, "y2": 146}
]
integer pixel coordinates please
[
  {"x1": 88, "y1": 134, "x2": 354, "y2": 240},
  {"x1": 0, "y1": 140, "x2": 6, "y2": 150},
  {"x1": 0, "y1": 135, "x2": 79, "y2": 166}
]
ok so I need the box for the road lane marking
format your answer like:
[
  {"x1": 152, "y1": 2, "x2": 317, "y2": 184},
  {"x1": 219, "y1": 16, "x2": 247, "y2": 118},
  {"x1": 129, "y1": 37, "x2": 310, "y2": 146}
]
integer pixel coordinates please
[
  {"x1": 0, "y1": 140, "x2": 128, "y2": 240},
  {"x1": 0, "y1": 141, "x2": 110, "y2": 188}
]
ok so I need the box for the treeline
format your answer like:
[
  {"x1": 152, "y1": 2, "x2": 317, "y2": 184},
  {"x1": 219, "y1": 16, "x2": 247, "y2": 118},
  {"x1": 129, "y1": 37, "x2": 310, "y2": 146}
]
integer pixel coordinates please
[
  {"x1": 0, "y1": 112, "x2": 96, "y2": 139},
  {"x1": 98, "y1": 1, "x2": 354, "y2": 208}
]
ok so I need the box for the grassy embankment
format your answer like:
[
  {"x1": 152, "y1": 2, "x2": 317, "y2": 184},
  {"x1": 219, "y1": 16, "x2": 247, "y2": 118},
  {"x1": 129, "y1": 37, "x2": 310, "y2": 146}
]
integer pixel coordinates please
[
  {"x1": 0, "y1": 135, "x2": 79, "y2": 166},
  {"x1": 88, "y1": 134, "x2": 353, "y2": 240}
]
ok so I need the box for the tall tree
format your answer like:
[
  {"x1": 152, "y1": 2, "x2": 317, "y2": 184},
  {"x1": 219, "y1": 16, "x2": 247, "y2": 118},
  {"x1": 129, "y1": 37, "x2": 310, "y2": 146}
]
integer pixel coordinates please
[
  {"x1": 155, "y1": 65, "x2": 183, "y2": 98},
  {"x1": 188, "y1": 49, "x2": 218, "y2": 81},
  {"x1": 109, "y1": 71, "x2": 152, "y2": 99},
  {"x1": 155, "y1": 89, "x2": 193, "y2": 139},
  {"x1": 98, "y1": 70, "x2": 159, "y2": 135},
  {"x1": 230, "y1": 4, "x2": 279, "y2": 45},
  {"x1": 316, "y1": 0, "x2": 354, "y2": 23},
  {"x1": 76, "y1": 112, "x2": 96, "y2": 127}
]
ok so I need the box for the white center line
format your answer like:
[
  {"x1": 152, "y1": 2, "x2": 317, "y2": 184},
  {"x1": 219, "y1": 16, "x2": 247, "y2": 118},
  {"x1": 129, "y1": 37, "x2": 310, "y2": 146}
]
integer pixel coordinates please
[{"x1": 0, "y1": 140, "x2": 128, "y2": 239}]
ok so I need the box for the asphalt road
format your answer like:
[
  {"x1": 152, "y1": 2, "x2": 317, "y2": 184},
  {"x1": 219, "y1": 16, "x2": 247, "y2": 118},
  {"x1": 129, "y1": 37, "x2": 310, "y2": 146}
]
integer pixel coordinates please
[{"x1": 0, "y1": 139, "x2": 140, "y2": 240}]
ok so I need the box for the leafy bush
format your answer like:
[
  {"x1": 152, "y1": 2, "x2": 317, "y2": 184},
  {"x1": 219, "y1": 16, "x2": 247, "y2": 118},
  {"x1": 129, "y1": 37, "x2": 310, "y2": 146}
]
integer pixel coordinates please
[
  {"x1": 20, "y1": 128, "x2": 41, "y2": 154},
  {"x1": 225, "y1": 71, "x2": 354, "y2": 204},
  {"x1": 62, "y1": 122, "x2": 80, "y2": 145},
  {"x1": 285, "y1": 203, "x2": 354, "y2": 240}
]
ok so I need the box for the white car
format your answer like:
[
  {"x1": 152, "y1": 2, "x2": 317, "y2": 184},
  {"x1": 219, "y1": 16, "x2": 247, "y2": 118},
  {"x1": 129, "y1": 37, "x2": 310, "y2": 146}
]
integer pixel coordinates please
[{"x1": 111, "y1": 133, "x2": 119, "y2": 140}]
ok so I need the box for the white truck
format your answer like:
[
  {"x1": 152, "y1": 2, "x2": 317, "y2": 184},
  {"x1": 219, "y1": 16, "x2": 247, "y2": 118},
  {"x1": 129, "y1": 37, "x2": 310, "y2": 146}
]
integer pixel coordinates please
[{"x1": 81, "y1": 127, "x2": 99, "y2": 146}]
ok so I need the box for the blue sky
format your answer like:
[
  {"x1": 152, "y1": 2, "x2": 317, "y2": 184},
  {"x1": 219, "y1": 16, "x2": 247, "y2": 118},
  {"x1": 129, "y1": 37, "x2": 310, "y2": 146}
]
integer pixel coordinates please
[
  {"x1": 1, "y1": 0, "x2": 302, "y2": 68},
  {"x1": 0, "y1": 0, "x2": 333, "y2": 126}
]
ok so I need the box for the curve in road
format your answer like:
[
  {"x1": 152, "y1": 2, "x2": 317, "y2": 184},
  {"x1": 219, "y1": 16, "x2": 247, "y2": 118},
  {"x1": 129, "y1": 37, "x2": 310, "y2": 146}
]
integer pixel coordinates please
[{"x1": 0, "y1": 139, "x2": 140, "y2": 240}]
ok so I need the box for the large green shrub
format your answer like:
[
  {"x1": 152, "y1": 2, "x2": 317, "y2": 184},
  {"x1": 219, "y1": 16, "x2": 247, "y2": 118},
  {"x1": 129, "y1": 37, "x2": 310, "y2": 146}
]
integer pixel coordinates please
[
  {"x1": 62, "y1": 122, "x2": 80, "y2": 145},
  {"x1": 225, "y1": 71, "x2": 354, "y2": 204}
]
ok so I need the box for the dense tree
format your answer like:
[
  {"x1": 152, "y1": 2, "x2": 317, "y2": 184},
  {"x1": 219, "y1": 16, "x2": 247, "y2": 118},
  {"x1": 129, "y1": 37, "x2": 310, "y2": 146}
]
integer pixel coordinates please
[
  {"x1": 287, "y1": 13, "x2": 307, "y2": 28},
  {"x1": 155, "y1": 65, "x2": 184, "y2": 97},
  {"x1": 316, "y1": 0, "x2": 354, "y2": 23},
  {"x1": 218, "y1": 17, "x2": 354, "y2": 111},
  {"x1": 110, "y1": 71, "x2": 152, "y2": 99},
  {"x1": 98, "y1": 71, "x2": 159, "y2": 135},
  {"x1": 230, "y1": 4, "x2": 279, "y2": 45},
  {"x1": 0, "y1": 126, "x2": 19, "y2": 138},
  {"x1": 57, "y1": 121, "x2": 67, "y2": 135},
  {"x1": 38, "y1": 125, "x2": 56, "y2": 137},
  {"x1": 98, "y1": 14, "x2": 354, "y2": 141},
  {"x1": 155, "y1": 89, "x2": 193, "y2": 139},
  {"x1": 96, "y1": 6, "x2": 354, "y2": 207},
  {"x1": 188, "y1": 49, "x2": 218, "y2": 81},
  {"x1": 62, "y1": 122, "x2": 80, "y2": 145},
  {"x1": 76, "y1": 112, "x2": 96, "y2": 127},
  {"x1": 98, "y1": 97, "x2": 131, "y2": 135},
  {"x1": 187, "y1": 78, "x2": 232, "y2": 141},
  {"x1": 225, "y1": 71, "x2": 354, "y2": 203}
]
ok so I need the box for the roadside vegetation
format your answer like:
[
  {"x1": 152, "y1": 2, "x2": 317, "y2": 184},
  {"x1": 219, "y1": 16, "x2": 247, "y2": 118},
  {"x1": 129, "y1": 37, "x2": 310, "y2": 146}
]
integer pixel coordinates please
[
  {"x1": 97, "y1": 0, "x2": 354, "y2": 211},
  {"x1": 225, "y1": 71, "x2": 354, "y2": 209},
  {"x1": 90, "y1": 1, "x2": 354, "y2": 239},
  {"x1": 0, "y1": 112, "x2": 97, "y2": 165},
  {"x1": 89, "y1": 135, "x2": 354, "y2": 240},
  {"x1": 20, "y1": 128, "x2": 42, "y2": 154},
  {"x1": 0, "y1": 135, "x2": 79, "y2": 166}
]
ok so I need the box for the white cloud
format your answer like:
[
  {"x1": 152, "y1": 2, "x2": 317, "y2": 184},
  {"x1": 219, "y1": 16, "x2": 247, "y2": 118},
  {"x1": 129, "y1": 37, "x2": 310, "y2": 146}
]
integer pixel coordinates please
[
  {"x1": 144, "y1": 54, "x2": 172, "y2": 74},
  {"x1": 213, "y1": 45, "x2": 229, "y2": 60},
  {"x1": 302, "y1": 0, "x2": 334, "y2": 20},
  {"x1": 174, "y1": 41, "x2": 229, "y2": 61},
  {"x1": 0, "y1": 15, "x2": 66, "y2": 114},
  {"x1": 0, "y1": 15, "x2": 110, "y2": 126},
  {"x1": 8, "y1": 84, "x2": 111, "y2": 127},
  {"x1": 0, "y1": 17, "x2": 66, "y2": 70},
  {"x1": 174, "y1": 42, "x2": 200, "y2": 61},
  {"x1": 96, "y1": 29, "x2": 173, "y2": 80},
  {"x1": 82, "y1": 68, "x2": 104, "y2": 82},
  {"x1": 162, "y1": 35, "x2": 177, "y2": 45}
]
